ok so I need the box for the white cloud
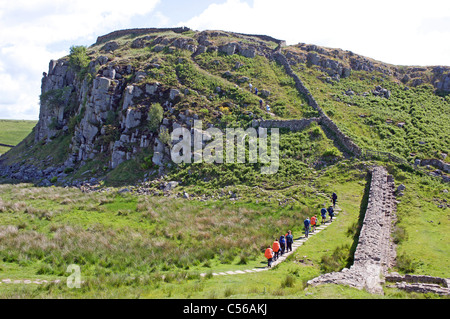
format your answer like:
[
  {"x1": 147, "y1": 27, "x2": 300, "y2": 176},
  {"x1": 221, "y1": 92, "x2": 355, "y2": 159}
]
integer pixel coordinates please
[
  {"x1": 181, "y1": 0, "x2": 450, "y2": 66},
  {"x1": 0, "y1": 0, "x2": 449, "y2": 120},
  {"x1": 0, "y1": 0, "x2": 161, "y2": 120}
]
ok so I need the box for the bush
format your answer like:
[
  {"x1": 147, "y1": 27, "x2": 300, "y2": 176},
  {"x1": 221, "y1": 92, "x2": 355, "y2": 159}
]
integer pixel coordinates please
[
  {"x1": 322, "y1": 147, "x2": 341, "y2": 157},
  {"x1": 148, "y1": 103, "x2": 164, "y2": 132},
  {"x1": 64, "y1": 167, "x2": 74, "y2": 174},
  {"x1": 320, "y1": 244, "x2": 350, "y2": 273},
  {"x1": 68, "y1": 45, "x2": 90, "y2": 77},
  {"x1": 280, "y1": 274, "x2": 295, "y2": 288},
  {"x1": 40, "y1": 87, "x2": 73, "y2": 110},
  {"x1": 396, "y1": 253, "x2": 417, "y2": 273}
]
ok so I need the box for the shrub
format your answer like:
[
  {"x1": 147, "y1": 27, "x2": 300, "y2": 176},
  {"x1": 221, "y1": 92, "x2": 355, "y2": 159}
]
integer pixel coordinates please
[
  {"x1": 40, "y1": 87, "x2": 73, "y2": 110},
  {"x1": 280, "y1": 274, "x2": 295, "y2": 288},
  {"x1": 320, "y1": 244, "x2": 350, "y2": 273},
  {"x1": 396, "y1": 253, "x2": 417, "y2": 273},
  {"x1": 68, "y1": 45, "x2": 90, "y2": 77},
  {"x1": 159, "y1": 126, "x2": 171, "y2": 146},
  {"x1": 148, "y1": 103, "x2": 164, "y2": 132},
  {"x1": 64, "y1": 167, "x2": 74, "y2": 174},
  {"x1": 322, "y1": 147, "x2": 341, "y2": 157}
]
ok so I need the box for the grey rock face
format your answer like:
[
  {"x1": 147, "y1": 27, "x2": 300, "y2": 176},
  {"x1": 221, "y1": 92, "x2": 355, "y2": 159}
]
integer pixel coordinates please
[{"x1": 123, "y1": 108, "x2": 142, "y2": 131}]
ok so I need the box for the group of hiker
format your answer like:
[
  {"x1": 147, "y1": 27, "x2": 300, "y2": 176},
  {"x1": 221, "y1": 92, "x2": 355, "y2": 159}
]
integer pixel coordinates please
[
  {"x1": 265, "y1": 230, "x2": 294, "y2": 267},
  {"x1": 249, "y1": 82, "x2": 271, "y2": 113},
  {"x1": 264, "y1": 192, "x2": 338, "y2": 268}
]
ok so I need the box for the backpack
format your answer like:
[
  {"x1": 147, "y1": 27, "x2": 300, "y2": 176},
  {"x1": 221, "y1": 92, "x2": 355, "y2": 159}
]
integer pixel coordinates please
[
  {"x1": 328, "y1": 207, "x2": 334, "y2": 216},
  {"x1": 286, "y1": 234, "x2": 293, "y2": 243},
  {"x1": 279, "y1": 235, "x2": 285, "y2": 244},
  {"x1": 304, "y1": 219, "x2": 310, "y2": 227}
]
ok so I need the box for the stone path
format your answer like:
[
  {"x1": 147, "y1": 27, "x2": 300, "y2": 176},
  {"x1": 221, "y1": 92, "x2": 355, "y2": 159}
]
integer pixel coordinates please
[
  {"x1": 0, "y1": 278, "x2": 62, "y2": 285},
  {"x1": 200, "y1": 208, "x2": 340, "y2": 277}
]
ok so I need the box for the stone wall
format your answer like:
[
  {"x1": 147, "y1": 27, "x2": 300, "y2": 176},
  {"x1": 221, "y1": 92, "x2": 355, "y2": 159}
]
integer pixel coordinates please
[
  {"x1": 252, "y1": 117, "x2": 320, "y2": 131},
  {"x1": 272, "y1": 51, "x2": 362, "y2": 157},
  {"x1": 95, "y1": 27, "x2": 191, "y2": 44},
  {"x1": 385, "y1": 273, "x2": 450, "y2": 295},
  {"x1": 307, "y1": 166, "x2": 396, "y2": 294},
  {"x1": 419, "y1": 158, "x2": 450, "y2": 174}
]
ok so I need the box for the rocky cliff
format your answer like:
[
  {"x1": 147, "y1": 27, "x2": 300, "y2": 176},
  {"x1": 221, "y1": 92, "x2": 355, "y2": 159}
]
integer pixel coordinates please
[{"x1": 1, "y1": 27, "x2": 449, "y2": 186}]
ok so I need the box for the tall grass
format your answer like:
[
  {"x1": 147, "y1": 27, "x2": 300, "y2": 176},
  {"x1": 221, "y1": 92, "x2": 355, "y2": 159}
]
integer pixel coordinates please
[{"x1": 0, "y1": 184, "x2": 310, "y2": 278}]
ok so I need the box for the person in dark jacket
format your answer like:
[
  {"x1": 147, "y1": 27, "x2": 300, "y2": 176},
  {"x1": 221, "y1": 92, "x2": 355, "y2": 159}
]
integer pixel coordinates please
[
  {"x1": 286, "y1": 230, "x2": 293, "y2": 252},
  {"x1": 327, "y1": 206, "x2": 335, "y2": 222},
  {"x1": 279, "y1": 235, "x2": 286, "y2": 255},
  {"x1": 321, "y1": 207, "x2": 327, "y2": 223},
  {"x1": 332, "y1": 192, "x2": 338, "y2": 207}
]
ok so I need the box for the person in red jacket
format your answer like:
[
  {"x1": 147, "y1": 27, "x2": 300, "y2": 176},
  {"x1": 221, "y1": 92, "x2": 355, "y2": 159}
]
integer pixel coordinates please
[
  {"x1": 311, "y1": 215, "x2": 317, "y2": 232},
  {"x1": 272, "y1": 239, "x2": 280, "y2": 261},
  {"x1": 265, "y1": 247, "x2": 273, "y2": 267}
]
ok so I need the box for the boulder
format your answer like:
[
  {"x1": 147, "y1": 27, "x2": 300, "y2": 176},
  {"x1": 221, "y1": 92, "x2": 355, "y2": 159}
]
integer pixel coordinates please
[
  {"x1": 101, "y1": 41, "x2": 119, "y2": 52},
  {"x1": 164, "y1": 181, "x2": 179, "y2": 191},
  {"x1": 169, "y1": 89, "x2": 180, "y2": 100},
  {"x1": 124, "y1": 108, "x2": 142, "y2": 130}
]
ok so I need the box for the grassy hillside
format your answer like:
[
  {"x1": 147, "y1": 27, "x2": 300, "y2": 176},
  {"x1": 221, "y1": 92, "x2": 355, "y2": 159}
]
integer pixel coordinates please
[
  {"x1": 0, "y1": 161, "x2": 448, "y2": 298},
  {"x1": 0, "y1": 120, "x2": 37, "y2": 155},
  {"x1": 293, "y1": 64, "x2": 450, "y2": 162},
  {"x1": 0, "y1": 29, "x2": 449, "y2": 299}
]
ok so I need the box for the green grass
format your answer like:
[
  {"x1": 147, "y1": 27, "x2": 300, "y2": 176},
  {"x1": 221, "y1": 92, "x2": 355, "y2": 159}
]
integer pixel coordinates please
[
  {"x1": 294, "y1": 65, "x2": 450, "y2": 161},
  {"x1": 0, "y1": 120, "x2": 37, "y2": 155},
  {"x1": 386, "y1": 165, "x2": 450, "y2": 277},
  {"x1": 1, "y1": 161, "x2": 448, "y2": 298},
  {"x1": 1, "y1": 31, "x2": 449, "y2": 299}
]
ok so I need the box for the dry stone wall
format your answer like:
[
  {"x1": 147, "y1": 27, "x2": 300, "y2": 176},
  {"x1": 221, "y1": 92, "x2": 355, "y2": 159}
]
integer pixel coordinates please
[
  {"x1": 252, "y1": 117, "x2": 321, "y2": 131},
  {"x1": 307, "y1": 166, "x2": 396, "y2": 294},
  {"x1": 271, "y1": 51, "x2": 362, "y2": 157}
]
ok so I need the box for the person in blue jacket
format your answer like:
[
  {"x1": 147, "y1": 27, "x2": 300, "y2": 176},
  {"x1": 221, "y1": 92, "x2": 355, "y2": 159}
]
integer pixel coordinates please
[
  {"x1": 321, "y1": 207, "x2": 327, "y2": 223},
  {"x1": 279, "y1": 235, "x2": 286, "y2": 255},
  {"x1": 327, "y1": 206, "x2": 335, "y2": 222},
  {"x1": 304, "y1": 217, "x2": 311, "y2": 238}
]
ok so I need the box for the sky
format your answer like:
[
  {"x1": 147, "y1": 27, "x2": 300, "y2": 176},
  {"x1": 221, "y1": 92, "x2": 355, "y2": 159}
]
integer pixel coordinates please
[{"x1": 0, "y1": 0, "x2": 449, "y2": 120}]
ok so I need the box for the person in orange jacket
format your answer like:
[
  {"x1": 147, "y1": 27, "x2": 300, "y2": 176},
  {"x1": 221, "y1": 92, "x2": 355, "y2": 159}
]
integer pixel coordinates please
[
  {"x1": 272, "y1": 238, "x2": 280, "y2": 260},
  {"x1": 265, "y1": 246, "x2": 273, "y2": 267},
  {"x1": 311, "y1": 215, "x2": 317, "y2": 232}
]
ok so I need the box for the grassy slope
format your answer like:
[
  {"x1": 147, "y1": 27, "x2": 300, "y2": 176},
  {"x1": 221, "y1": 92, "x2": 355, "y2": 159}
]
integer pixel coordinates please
[
  {"x1": 294, "y1": 64, "x2": 450, "y2": 161},
  {"x1": 0, "y1": 120, "x2": 37, "y2": 155},
  {"x1": 0, "y1": 33, "x2": 449, "y2": 298},
  {"x1": 1, "y1": 161, "x2": 448, "y2": 299}
]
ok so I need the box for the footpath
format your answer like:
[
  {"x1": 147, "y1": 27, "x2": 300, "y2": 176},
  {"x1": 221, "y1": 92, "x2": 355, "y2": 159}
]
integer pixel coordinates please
[{"x1": 200, "y1": 207, "x2": 340, "y2": 277}]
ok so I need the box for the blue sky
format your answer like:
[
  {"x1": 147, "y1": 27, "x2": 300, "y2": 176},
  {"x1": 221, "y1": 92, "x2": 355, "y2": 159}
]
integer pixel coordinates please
[{"x1": 0, "y1": 0, "x2": 449, "y2": 120}]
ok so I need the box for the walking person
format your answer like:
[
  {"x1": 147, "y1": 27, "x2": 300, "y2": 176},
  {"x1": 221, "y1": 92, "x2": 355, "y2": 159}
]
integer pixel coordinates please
[
  {"x1": 272, "y1": 238, "x2": 280, "y2": 261},
  {"x1": 286, "y1": 230, "x2": 293, "y2": 252},
  {"x1": 328, "y1": 205, "x2": 335, "y2": 222},
  {"x1": 321, "y1": 207, "x2": 327, "y2": 223},
  {"x1": 311, "y1": 215, "x2": 317, "y2": 232},
  {"x1": 254, "y1": 87, "x2": 258, "y2": 95},
  {"x1": 265, "y1": 246, "x2": 273, "y2": 268},
  {"x1": 332, "y1": 192, "x2": 338, "y2": 208},
  {"x1": 279, "y1": 235, "x2": 286, "y2": 255},
  {"x1": 259, "y1": 99, "x2": 263, "y2": 108},
  {"x1": 304, "y1": 217, "x2": 311, "y2": 238},
  {"x1": 249, "y1": 83, "x2": 253, "y2": 92}
]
